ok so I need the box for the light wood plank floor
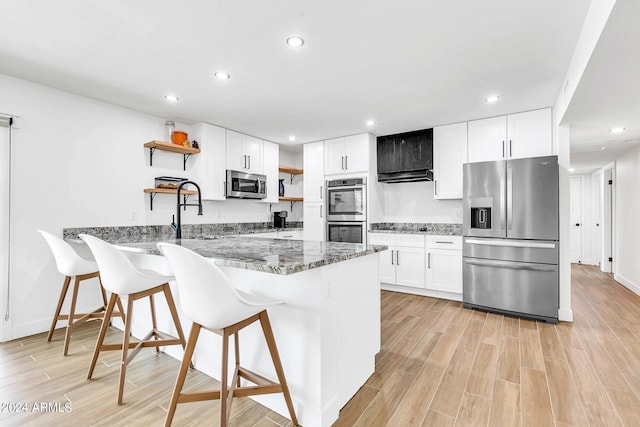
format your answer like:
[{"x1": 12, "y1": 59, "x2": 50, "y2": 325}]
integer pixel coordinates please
[{"x1": 2, "y1": 264, "x2": 640, "y2": 426}]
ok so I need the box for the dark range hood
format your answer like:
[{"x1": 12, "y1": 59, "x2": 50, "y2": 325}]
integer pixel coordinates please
[{"x1": 376, "y1": 128, "x2": 433, "y2": 183}]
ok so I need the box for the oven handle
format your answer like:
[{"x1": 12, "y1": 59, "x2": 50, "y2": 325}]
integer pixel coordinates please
[{"x1": 464, "y1": 258, "x2": 556, "y2": 272}]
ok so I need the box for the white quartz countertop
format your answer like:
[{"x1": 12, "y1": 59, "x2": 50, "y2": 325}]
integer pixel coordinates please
[{"x1": 116, "y1": 236, "x2": 387, "y2": 275}]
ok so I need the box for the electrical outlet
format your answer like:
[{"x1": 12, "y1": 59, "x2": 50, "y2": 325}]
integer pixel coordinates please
[
  {"x1": 130, "y1": 211, "x2": 138, "y2": 221},
  {"x1": 455, "y1": 209, "x2": 462, "y2": 220}
]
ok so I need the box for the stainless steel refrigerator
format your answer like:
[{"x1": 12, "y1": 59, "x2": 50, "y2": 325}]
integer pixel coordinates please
[{"x1": 462, "y1": 155, "x2": 559, "y2": 323}]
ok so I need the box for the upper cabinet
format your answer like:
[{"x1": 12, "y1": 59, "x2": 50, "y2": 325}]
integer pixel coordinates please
[
  {"x1": 262, "y1": 140, "x2": 279, "y2": 203},
  {"x1": 191, "y1": 122, "x2": 226, "y2": 200},
  {"x1": 467, "y1": 108, "x2": 552, "y2": 163},
  {"x1": 433, "y1": 122, "x2": 467, "y2": 199},
  {"x1": 226, "y1": 130, "x2": 263, "y2": 173},
  {"x1": 303, "y1": 141, "x2": 325, "y2": 203},
  {"x1": 325, "y1": 134, "x2": 370, "y2": 175}
]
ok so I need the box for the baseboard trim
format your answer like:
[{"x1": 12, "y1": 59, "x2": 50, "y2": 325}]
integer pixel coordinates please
[
  {"x1": 558, "y1": 308, "x2": 573, "y2": 322},
  {"x1": 615, "y1": 273, "x2": 640, "y2": 296}
]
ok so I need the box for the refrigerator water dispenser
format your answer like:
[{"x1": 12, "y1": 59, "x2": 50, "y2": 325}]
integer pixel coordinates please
[{"x1": 471, "y1": 207, "x2": 491, "y2": 229}]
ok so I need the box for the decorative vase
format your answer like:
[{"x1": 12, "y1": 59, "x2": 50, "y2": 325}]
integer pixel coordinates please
[{"x1": 279, "y1": 179, "x2": 285, "y2": 197}]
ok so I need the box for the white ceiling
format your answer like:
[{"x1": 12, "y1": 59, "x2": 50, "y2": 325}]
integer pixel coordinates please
[
  {"x1": 562, "y1": 0, "x2": 640, "y2": 174},
  {"x1": 6, "y1": 0, "x2": 633, "y2": 173}
]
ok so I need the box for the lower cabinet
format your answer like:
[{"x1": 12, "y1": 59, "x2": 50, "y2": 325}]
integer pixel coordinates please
[
  {"x1": 303, "y1": 203, "x2": 325, "y2": 241},
  {"x1": 370, "y1": 232, "x2": 462, "y2": 300},
  {"x1": 426, "y1": 236, "x2": 463, "y2": 294},
  {"x1": 369, "y1": 233, "x2": 425, "y2": 289}
]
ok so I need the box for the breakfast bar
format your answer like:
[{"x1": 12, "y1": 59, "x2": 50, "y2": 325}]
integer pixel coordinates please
[{"x1": 104, "y1": 236, "x2": 386, "y2": 427}]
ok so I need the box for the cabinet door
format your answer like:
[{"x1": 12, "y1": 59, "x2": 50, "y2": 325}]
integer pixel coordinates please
[
  {"x1": 467, "y1": 116, "x2": 507, "y2": 163},
  {"x1": 324, "y1": 137, "x2": 345, "y2": 175},
  {"x1": 226, "y1": 130, "x2": 245, "y2": 171},
  {"x1": 243, "y1": 134, "x2": 263, "y2": 173},
  {"x1": 378, "y1": 247, "x2": 397, "y2": 285},
  {"x1": 507, "y1": 108, "x2": 552, "y2": 159},
  {"x1": 426, "y1": 249, "x2": 462, "y2": 294},
  {"x1": 395, "y1": 246, "x2": 425, "y2": 288},
  {"x1": 434, "y1": 122, "x2": 467, "y2": 199},
  {"x1": 344, "y1": 134, "x2": 370, "y2": 173},
  {"x1": 303, "y1": 203, "x2": 325, "y2": 241},
  {"x1": 303, "y1": 141, "x2": 325, "y2": 203},
  {"x1": 192, "y1": 122, "x2": 226, "y2": 200},
  {"x1": 262, "y1": 141, "x2": 279, "y2": 203}
]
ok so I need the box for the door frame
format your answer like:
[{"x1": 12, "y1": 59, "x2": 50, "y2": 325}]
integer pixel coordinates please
[
  {"x1": 569, "y1": 175, "x2": 584, "y2": 264},
  {"x1": 601, "y1": 162, "x2": 615, "y2": 274},
  {"x1": 0, "y1": 115, "x2": 13, "y2": 342}
]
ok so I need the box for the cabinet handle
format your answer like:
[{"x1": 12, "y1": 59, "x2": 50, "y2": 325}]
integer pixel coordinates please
[
  {"x1": 396, "y1": 250, "x2": 399, "y2": 265},
  {"x1": 345, "y1": 156, "x2": 348, "y2": 170},
  {"x1": 320, "y1": 206, "x2": 323, "y2": 218},
  {"x1": 502, "y1": 141, "x2": 505, "y2": 159},
  {"x1": 435, "y1": 241, "x2": 454, "y2": 244},
  {"x1": 509, "y1": 140, "x2": 512, "y2": 158},
  {"x1": 391, "y1": 250, "x2": 394, "y2": 265},
  {"x1": 222, "y1": 181, "x2": 226, "y2": 196},
  {"x1": 428, "y1": 252, "x2": 431, "y2": 268},
  {"x1": 243, "y1": 155, "x2": 247, "y2": 169},
  {"x1": 341, "y1": 156, "x2": 344, "y2": 170},
  {"x1": 434, "y1": 180, "x2": 437, "y2": 195},
  {"x1": 320, "y1": 185, "x2": 323, "y2": 200},
  {"x1": 247, "y1": 155, "x2": 251, "y2": 170}
]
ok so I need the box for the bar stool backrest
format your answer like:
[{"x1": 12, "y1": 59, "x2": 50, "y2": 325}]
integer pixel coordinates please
[
  {"x1": 157, "y1": 242, "x2": 256, "y2": 330},
  {"x1": 38, "y1": 230, "x2": 97, "y2": 277}
]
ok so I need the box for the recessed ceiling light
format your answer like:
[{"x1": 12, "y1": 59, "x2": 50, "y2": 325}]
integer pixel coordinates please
[
  {"x1": 485, "y1": 95, "x2": 499, "y2": 103},
  {"x1": 286, "y1": 36, "x2": 304, "y2": 48},
  {"x1": 214, "y1": 71, "x2": 231, "y2": 80},
  {"x1": 164, "y1": 94, "x2": 179, "y2": 102},
  {"x1": 288, "y1": 136, "x2": 296, "y2": 141},
  {"x1": 366, "y1": 119, "x2": 376, "y2": 126},
  {"x1": 609, "y1": 127, "x2": 625, "y2": 133}
]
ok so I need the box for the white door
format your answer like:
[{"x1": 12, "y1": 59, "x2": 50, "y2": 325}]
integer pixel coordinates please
[
  {"x1": 378, "y1": 247, "x2": 396, "y2": 285},
  {"x1": 570, "y1": 176, "x2": 583, "y2": 264},
  {"x1": 395, "y1": 246, "x2": 425, "y2": 288},
  {"x1": 0, "y1": 117, "x2": 11, "y2": 341},
  {"x1": 303, "y1": 141, "x2": 325, "y2": 203},
  {"x1": 467, "y1": 116, "x2": 507, "y2": 163}
]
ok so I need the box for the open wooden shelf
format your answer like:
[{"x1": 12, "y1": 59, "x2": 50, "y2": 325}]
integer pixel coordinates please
[
  {"x1": 144, "y1": 140, "x2": 200, "y2": 154},
  {"x1": 144, "y1": 188, "x2": 198, "y2": 210},
  {"x1": 278, "y1": 166, "x2": 303, "y2": 175},
  {"x1": 278, "y1": 196, "x2": 303, "y2": 202}
]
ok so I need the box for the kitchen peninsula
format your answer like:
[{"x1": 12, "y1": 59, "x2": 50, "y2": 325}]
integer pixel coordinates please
[{"x1": 67, "y1": 231, "x2": 386, "y2": 427}]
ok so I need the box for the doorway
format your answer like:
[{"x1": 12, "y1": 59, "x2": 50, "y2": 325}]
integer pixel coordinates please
[
  {"x1": 0, "y1": 116, "x2": 11, "y2": 341},
  {"x1": 570, "y1": 176, "x2": 583, "y2": 264}
]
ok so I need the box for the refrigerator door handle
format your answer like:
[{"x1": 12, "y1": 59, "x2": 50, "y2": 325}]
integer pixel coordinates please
[
  {"x1": 500, "y1": 174, "x2": 506, "y2": 230},
  {"x1": 465, "y1": 238, "x2": 556, "y2": 249},
  {"x1": 464, "y1": 258, "x2": 556, "y2": 272},
  {"x1": 507, "y1": 166, "x2": 513, "y2": 230}
]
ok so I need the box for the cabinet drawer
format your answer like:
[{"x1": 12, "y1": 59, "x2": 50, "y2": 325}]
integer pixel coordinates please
[
  {"x1": 398, "y1": 234, "x2": 426, "y2": 248},
  {"x1": 368, "y1": 233, "x2": 396, "y2": 246},
  {"x1": 426, "y1": 235, "x2": 462, "y2": 250}
]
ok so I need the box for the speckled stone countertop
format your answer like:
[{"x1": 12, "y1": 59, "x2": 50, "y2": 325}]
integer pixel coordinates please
[
  {"x1": 369, "y1": 222, "x2": 462, "y2": 235},
  {"x1": 116, "y1": 236, "x2": 386, "y2": 275}
]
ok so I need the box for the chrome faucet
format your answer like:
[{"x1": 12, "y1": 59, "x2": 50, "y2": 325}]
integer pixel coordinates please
[{"x1": 175, "y1": 180, "x2": 203, "y2": 239}]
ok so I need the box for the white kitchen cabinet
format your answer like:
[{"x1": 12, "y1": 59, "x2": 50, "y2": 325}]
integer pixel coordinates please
[
  {"x1": 507, "y1": 108, "x2": 552, "y2": 159},
  {"x1": 261, "y1": 140, "x2": 279, "y2": 203},
  {"x1": 324, "y1": 133, "x2": 370, "y2": 175},
  {"x1": 191, "y1": 122, "x2": 226, "y2": 200},
  {"x1": 468, "y1": 108, "x2": 552, "y2": 163},
  {"x1": 368, "y1": 233, "x2": 425, "y2": 289},
  {"x1": 467, "y1": 116, "x2": 507, "y2": 163},
  {"x1": 226, "y1": 130, "x2": 263, "y2": 173},
  {"x1": 252, "y1": 229, "x2": 304, "y2": 240},
  {"x1": 425, "y1": 236, "x2": 462, "y2": 294},
  {"x1": 303, "y1": 203, "x2": 325, "y2": 241},
  {"x1": 303, "y1": 141, "x2": 325, "y2": 203},
  {"x1": 433, "y1": 122, "x2": 467, "y2": 199}
]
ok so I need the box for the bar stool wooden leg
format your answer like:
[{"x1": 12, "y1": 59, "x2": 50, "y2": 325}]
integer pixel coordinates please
[
  {"x1": 118, "y1": 297, "x2": 135, "y2": 405},
  {"x1": 259, "y1": 311, "x2": 298, "y2": 426},
  {"x1": 162, "y1": 284, "x2": 193, "y2": 369},
  {"x1": 88, "y1": 293, "x2": 118, "y2": 379},
  {"x1": 47, "y1": 276, "x2": 71, "y2": 342},
  {"x1": 220, "y1": 330, "x2": 230, "y2": 427},
  {"x1": 164, "y1": 323, "x2": 201, "y2": 427},
  {"x1": 62, "y1": 276, "x2": 82, "y2": 356},
  {"x1": 149, "y1": 294, "x2": 159, "y2": 354},
  {"x1": 234, "y1": 333, "x2": 241, "y2": 388}
]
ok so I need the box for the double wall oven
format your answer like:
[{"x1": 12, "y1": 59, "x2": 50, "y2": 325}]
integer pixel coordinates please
[{"x1": 326, "y1": 178, "x2": 367, "y2": 244}]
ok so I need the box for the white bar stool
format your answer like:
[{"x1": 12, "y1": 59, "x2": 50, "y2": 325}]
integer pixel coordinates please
[
  {"x1": 38, "y1": 230, "x2": 124, "y2": 356},
  {"x1": 157, "y1": 242, "x2": 298, "y2": 427},
  {"x1": 80, "y1": 234, "x2": 189, "y2": 405}
]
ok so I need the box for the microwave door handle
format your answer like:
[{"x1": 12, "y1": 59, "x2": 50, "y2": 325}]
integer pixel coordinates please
[{"x1": 507, "y1": 166, "x2": 513, "y2": 230}]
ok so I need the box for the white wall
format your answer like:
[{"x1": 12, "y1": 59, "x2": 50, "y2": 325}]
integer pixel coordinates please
[
  {"x1": 614, "y1": 145, "x2": 640, "y2": 293},
  {"x1": 0, "y1": 73, "x2": 277, "y2": 339},
  {"x1": 374, "y1": 181, "x2": 462, "y2": 223}
]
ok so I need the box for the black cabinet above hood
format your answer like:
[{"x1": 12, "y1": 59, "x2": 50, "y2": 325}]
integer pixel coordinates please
[{"x1": 377, "y1": 128, "x2": 433, "y2": 183}]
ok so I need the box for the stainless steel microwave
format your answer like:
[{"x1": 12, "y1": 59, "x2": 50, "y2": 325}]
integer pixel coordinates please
[{"x1": 226, "y1": 170, "x2": 267, "y2": 199}]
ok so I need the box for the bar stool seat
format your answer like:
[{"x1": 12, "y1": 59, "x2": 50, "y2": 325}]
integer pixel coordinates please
[
  {"x1": 157, "y1": 242, "x2": 298, "y2": 427},
  {"x1": 80, "y1": 234, "x2": 189, "y2": 405},
  {"x1": 38, "y1": 230, "x2": 124, "y2": 356}
]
